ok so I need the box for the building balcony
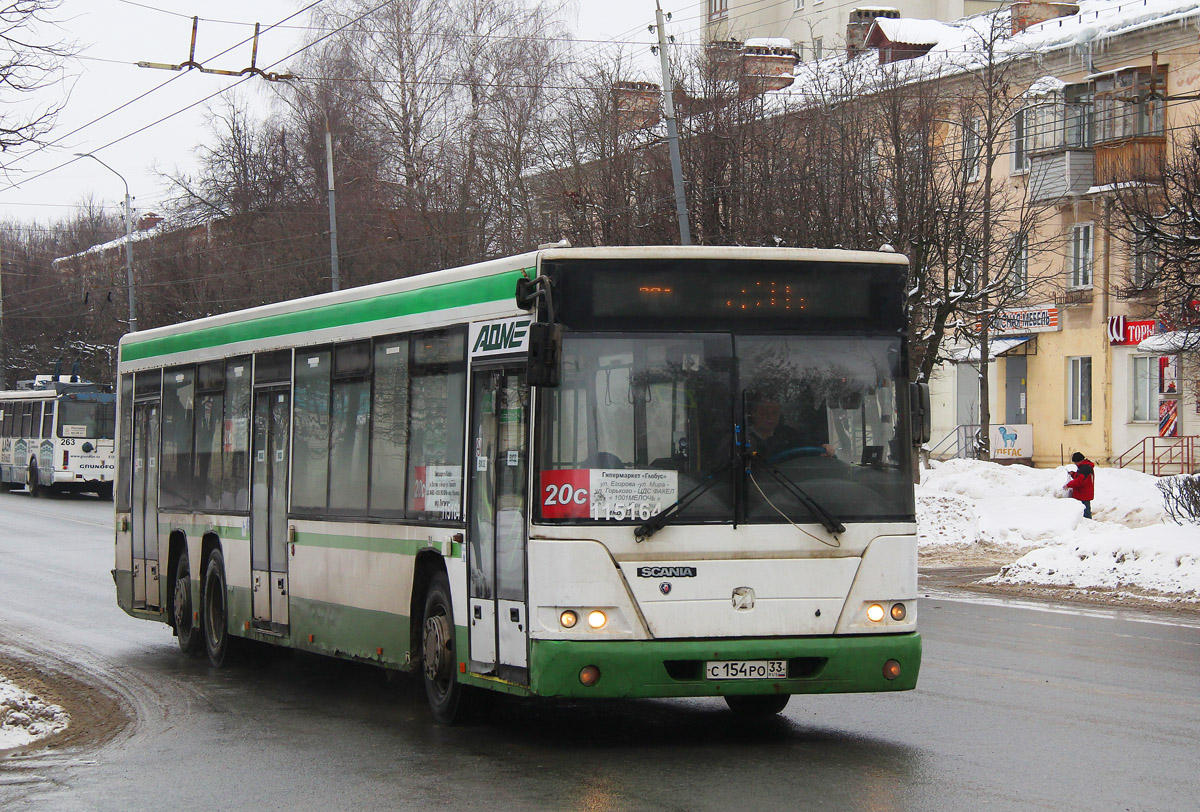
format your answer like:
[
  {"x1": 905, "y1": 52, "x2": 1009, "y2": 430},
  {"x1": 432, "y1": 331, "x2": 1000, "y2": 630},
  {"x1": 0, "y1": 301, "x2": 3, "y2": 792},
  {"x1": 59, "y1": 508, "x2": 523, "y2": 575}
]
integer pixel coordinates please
[
  {"x1": 1055, "y1": 287, "x2": 1094, "y2": 307},
  {"x1": 1028, "y1": 149, "x2": 1093, "y2": 203},
  {"x1": 1094, "y1": 136, "x2": 1166, "y2": 186}
]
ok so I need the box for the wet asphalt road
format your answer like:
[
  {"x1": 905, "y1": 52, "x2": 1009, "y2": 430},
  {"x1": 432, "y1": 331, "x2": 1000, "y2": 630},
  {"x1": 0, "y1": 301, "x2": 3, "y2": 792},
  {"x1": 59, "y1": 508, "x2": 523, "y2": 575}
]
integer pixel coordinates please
[{"x1": 1, "y1": 492, "x2": 1198, "y2": 812}]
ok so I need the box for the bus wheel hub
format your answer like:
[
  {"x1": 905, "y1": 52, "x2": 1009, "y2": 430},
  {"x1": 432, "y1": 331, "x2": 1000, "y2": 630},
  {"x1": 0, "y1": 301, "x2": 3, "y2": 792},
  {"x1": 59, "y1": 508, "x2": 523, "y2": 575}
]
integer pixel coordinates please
[{"x1": 423, "y1": 615, "x2": 451, "y2": 682}]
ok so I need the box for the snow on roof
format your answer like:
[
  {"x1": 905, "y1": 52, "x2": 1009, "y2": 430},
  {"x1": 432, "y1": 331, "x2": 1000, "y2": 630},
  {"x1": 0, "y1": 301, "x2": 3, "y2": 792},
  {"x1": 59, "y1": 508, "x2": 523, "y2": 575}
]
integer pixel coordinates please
[
  {"x1": 51, "y1": 224, "x2": 165, "y2": 266},
  {"x1": 744, "y1": 37, "x2": 794, "y2": 50},
  {"x1": 1025, "y1": 75, "x2": 1069, "y2": 96},
  {"x1": 1138, "y1": 330, "x2": 1199, "y2": 353},
  {"x1": 778, "y1": 0, "x2": 1200, "y2": 108},
  {"x1": 869, "y1": 17, "x2": 958, "y2": 46}
]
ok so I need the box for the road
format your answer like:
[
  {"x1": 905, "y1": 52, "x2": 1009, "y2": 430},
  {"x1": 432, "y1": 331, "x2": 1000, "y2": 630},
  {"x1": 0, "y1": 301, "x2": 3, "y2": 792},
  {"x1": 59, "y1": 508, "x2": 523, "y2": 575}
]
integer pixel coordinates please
[{"x1": 1, "y1": 492, "x2": 1198, "y2": 812}]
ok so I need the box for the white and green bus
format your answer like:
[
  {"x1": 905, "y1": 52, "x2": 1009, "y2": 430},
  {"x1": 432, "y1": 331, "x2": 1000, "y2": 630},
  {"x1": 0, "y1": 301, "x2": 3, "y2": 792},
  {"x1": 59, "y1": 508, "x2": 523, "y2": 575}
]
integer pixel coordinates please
[
  {"x1": 114, "y1": 246, "x2": 927, "y2": 721},
  {"x1": 1, "y1": 377, "x2": 116, "y2": 498}
]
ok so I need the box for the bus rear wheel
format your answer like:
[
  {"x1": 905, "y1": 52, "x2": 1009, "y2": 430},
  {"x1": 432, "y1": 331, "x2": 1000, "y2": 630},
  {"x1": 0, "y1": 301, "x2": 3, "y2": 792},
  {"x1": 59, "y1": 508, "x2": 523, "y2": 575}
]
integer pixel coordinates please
[
  {"x1": 25, "y1": 464, "x2": 42, "y2": 497},
  {"x1": 421, "y1": 571, "x2": 475, "y2": 724},
  {"x1": 724, "y1": 694, "x2": 790, "y2": 715},
  {"x1": 202, "y1": 547, "x2": 232, "y2": 667},
  {"x1": 173, "y1": 552, "x2": 202, "y2": 656}
]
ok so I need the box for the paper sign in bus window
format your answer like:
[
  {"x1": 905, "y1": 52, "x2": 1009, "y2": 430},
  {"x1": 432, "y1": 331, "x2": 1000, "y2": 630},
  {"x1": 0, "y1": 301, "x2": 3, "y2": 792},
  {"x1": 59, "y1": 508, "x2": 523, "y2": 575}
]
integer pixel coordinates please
[{"x1": 541, "y1": 469, "x2": 678, "y2": 520}]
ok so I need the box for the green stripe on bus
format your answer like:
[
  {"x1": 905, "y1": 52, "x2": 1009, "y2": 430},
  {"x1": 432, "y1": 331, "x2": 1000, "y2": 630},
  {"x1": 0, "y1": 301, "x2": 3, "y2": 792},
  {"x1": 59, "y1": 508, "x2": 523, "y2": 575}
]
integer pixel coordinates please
[
  {"x1": 292, "y1": 530, "x2": 462, "y2": 558},
  {"x1": 121, "y1": 269, "x2": 528, "y2": 362}
]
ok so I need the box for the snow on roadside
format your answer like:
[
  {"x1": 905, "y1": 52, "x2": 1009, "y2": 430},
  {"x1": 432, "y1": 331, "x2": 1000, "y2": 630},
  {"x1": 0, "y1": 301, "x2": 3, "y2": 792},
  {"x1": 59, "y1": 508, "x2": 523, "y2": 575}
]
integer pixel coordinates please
[
  {"x1": 0, "y1": 674, "x2": 69, "y2": 750},
  {"x1": 918, "y1": 458, "x2": 1199, "y2": 600}
]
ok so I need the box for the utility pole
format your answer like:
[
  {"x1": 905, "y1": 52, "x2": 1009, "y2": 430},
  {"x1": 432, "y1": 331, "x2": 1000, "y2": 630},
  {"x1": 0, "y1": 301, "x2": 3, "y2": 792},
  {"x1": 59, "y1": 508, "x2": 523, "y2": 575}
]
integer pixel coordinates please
[
  {"x1": 655, "y1": 1, "x2": 692, "y2": 246},
  {"x1": 0, "y1": 241, "x2": 6, "y2": 390},
  {"x1": 76, "y1": 153, "x2": 137, "y2": 333},
  {"x1": 325, "y1": 120, "x2": 340, "y2": 292}
]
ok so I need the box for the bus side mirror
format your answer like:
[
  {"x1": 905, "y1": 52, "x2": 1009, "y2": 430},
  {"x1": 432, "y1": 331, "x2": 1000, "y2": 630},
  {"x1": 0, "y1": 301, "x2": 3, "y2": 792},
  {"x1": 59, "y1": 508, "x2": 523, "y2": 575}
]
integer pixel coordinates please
[
  {"x1": 515, "y1": 277, "x2": 537, "y2": 310},
  {"x1": 910, "y1": 382, "x2": 931, "y2": 445},
  {"x1": 527, "y1": 323, "x2": 562, "y2": 387}
]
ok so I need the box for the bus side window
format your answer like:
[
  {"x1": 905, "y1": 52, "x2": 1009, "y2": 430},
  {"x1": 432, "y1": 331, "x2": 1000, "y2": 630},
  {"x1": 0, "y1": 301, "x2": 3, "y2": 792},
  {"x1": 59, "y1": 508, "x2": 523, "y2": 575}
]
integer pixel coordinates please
[
  {"x1": 222, "y1": 359, "x2": 252, "y2": 513},
  {"x1": 42, "y1": 401, "x2": 54, "y2": 439}
]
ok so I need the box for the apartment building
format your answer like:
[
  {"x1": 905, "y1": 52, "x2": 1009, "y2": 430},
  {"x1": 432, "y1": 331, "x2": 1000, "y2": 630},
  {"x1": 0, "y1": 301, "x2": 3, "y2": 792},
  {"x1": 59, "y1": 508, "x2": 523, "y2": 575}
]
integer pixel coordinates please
[
  {"x1": 918, "y1": 1, "x2": 1200, "y2": 469},
  {"x1": 703, "y1": 0, "x2": 1002, "y2": 60}
]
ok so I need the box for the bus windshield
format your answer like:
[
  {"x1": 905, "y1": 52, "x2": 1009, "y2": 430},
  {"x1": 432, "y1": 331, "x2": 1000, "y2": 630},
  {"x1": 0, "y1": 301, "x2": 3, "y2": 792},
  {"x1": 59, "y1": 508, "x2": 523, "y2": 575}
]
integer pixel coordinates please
[
  {"x1": 58, "y1": 399, "x2": 116, "y2": 440},
  {"x1": 536, "y1": 333, "x2": 913, "y2": 526}
]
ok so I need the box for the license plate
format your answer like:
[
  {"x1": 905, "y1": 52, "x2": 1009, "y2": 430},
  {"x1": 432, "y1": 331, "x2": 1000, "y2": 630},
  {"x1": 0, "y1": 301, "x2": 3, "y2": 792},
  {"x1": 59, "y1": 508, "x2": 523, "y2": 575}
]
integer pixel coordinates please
[{"x1": 705, "y1": 659, "x2": 788, "y2": 680}]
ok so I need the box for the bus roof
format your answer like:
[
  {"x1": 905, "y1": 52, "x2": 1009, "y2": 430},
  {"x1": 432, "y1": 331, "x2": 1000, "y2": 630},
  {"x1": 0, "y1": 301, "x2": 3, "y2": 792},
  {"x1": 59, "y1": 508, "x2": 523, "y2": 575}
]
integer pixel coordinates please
[{"x1": 117, "y1": 246, "x2": 908, "y2": 370}]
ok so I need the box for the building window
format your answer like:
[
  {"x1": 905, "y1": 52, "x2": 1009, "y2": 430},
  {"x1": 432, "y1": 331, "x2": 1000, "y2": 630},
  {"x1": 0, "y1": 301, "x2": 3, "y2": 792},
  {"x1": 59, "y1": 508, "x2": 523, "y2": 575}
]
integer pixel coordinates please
[
  {"x1": 813, "y1": 37, "x2": 823, "y2": 59},
  {"x1": 1132, "y1": 356, "x2": 1156, "y2": 422},
  {"x1": 963, "y1": 117, "x2": 982, "y2": 182},
  {"x1": 1011, "y1": 108, "x2": 1029, "y2": 173},
  {"x1": 707, "y1": 0, "x2": 728, "y2": 20},
  {"x1": 794, "y1": 0, "x2": 804, "y2": 9},
  {"x1": 1132, "y1": 231, "x2": 1157, "y2": 288},
  {"x1": 1065, "y1": 83, "x2": 1093, "y2": 148},
  {"x1": 1095, "y1": 67, "x2": 1166, "y2": 143},
  {"x1": 1069, "y1": 223, "x2": 1093, "y2": 288},
  {"x1": 1068, "y1": 356, "x2": 1092, "y2": 423},
  {"x1": 1010, "y1": 233, "x2": 1028, "y2": 295}
]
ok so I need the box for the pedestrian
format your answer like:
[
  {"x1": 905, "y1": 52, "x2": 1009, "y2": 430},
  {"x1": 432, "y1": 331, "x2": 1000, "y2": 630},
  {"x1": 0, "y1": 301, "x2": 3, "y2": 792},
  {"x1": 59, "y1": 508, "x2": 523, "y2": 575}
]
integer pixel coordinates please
[{"x1": 1065, "y1": 451, "x2": 1095, "y2": 519}]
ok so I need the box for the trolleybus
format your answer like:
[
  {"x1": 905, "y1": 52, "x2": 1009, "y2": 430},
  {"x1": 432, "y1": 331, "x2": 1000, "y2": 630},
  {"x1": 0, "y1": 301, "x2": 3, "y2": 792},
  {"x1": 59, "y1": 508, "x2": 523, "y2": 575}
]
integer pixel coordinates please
[
  {"x1": 1, "y1": 376, "x2": 116, "y2": 498},
  {"x1": 114, "y1": 246, "x2": 928, "y2": 721}
]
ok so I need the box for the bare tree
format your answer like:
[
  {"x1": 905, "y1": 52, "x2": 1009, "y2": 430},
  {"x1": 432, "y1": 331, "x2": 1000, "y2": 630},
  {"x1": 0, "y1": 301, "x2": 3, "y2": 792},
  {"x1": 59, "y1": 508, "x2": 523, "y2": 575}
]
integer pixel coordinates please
[
  {"x1": 1111, "y1": 121, "x2": 1200, "y2": 350},
  {"x1": 0, "y1": 0, "x2": 73, "y2": 153}
]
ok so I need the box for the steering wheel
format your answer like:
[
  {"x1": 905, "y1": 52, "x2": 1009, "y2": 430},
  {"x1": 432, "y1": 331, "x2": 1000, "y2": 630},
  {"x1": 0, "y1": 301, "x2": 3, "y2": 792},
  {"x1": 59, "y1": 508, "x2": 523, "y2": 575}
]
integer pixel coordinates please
[{"x1": 768, "y1": 446, "x2": 830, "y2": 463}]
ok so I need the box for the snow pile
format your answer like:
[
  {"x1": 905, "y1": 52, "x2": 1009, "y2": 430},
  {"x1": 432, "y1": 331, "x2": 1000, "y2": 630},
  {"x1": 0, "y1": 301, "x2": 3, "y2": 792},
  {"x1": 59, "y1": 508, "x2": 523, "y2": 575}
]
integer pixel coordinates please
[
  {"x1": 918, "y1": 459, "x2": 1199, "y2": 599},
  {"x1": 0, "y1": 675, "x2": 69, "y2": 750}
]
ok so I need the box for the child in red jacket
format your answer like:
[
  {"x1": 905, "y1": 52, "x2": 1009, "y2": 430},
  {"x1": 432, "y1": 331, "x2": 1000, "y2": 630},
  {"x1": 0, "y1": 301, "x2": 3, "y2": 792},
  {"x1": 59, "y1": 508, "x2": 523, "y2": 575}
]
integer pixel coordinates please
[{"x1": 1066, "y1": 451, "x2": 1095, "y2": 519}]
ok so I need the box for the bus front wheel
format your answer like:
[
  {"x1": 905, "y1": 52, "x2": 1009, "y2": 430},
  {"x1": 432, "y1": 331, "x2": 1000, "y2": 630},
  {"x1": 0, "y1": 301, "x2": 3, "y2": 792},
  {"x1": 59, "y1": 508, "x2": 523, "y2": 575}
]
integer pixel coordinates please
[
  {"x1": 725, "y1": 694, "x2": 790, "y2": 715},
  {"x1": 421, "y1": 571, "x2": 475, "y2": 724},
  {"x1": 202, "y1": 547, "x2": 232, "y2": 667},
  {"x1": 173, "y1": 551, "x2": 202, "y2": 656}
]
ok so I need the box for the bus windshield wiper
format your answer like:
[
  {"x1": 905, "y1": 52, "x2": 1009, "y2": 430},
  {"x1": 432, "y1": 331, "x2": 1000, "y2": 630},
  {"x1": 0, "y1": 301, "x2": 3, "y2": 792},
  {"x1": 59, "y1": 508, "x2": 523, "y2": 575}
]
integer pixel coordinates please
[
  {"x1": 635, "y1": 461, "x2": 732, "y2": 542},
  {"x1": 748, "y1": 453, "x2": 846, "y2": 535}
]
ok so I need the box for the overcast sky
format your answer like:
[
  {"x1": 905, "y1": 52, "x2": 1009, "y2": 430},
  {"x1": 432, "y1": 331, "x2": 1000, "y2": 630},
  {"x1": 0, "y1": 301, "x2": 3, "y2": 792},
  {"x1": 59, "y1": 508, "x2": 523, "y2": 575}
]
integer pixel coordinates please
[{"x1": 0, "y1": 0, "x2": 703, "y2": 227}]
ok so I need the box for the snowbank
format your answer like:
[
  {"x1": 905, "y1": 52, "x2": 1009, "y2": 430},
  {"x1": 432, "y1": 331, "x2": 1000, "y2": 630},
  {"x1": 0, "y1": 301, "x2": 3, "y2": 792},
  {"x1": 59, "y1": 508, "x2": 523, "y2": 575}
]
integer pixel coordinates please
[
  {"x1": 0, "y1": 675, "x2": 69, "y2": 750},
  {"x1": 918, "y1": 459, "x2": 1198, "y2": 599}
]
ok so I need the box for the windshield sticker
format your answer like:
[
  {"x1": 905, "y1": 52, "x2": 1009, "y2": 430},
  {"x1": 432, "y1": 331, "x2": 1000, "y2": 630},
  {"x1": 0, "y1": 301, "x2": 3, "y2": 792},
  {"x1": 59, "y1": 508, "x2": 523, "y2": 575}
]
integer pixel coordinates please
[
  {"x1": 540, "y1": 469, "x2": 678, "y2": 520},
  {"x1": 61, "y1": 424, "x2": 88, "y2": 438}
]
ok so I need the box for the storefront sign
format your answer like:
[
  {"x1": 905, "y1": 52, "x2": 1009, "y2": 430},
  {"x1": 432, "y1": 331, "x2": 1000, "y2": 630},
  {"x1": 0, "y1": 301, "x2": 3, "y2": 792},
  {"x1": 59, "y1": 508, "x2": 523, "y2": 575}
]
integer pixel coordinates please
[
  {"x1": 991, "y1": 424, "x2": 1033, "y2": 459},
  {"x1": 992, "y1": 306, "x2": 1060, "y2": 335},
  {"x1": 1107, "y1": 316, "x2": 1157, "y2": 346}
]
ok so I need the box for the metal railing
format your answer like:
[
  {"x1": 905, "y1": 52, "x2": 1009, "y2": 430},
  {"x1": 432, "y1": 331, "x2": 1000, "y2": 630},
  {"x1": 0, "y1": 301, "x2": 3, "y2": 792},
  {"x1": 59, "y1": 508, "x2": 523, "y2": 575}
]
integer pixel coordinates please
[
  {"x1": 928, "y1": 424, "x2": 981, "y2": 461},
  {"x1": 1114, "y1": 435, "x2": 1200, "y2": 476}
]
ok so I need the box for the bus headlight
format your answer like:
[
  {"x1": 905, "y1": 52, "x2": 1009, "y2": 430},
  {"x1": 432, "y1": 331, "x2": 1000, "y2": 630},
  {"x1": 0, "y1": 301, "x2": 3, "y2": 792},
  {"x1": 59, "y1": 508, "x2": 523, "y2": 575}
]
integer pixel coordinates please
[
  {"x1": 890, "y1": 603, "x2": 907, "y2": 621},
  {"x1": 587, "y1": 610, "x2": 607, "y2": 629},
  {"x1": 559, "y1": 610, "x2": 578, "y2": 628},
  {"x1": 866, "y1": 603, "x2": 885, "y2": 623}
]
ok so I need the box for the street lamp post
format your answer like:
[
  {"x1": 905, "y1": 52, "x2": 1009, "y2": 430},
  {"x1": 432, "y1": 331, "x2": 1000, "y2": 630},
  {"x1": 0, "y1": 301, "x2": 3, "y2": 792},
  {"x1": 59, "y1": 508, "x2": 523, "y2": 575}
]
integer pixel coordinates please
[{"x1": 75, "y1": 153, "x2": 137, "y2": 333}]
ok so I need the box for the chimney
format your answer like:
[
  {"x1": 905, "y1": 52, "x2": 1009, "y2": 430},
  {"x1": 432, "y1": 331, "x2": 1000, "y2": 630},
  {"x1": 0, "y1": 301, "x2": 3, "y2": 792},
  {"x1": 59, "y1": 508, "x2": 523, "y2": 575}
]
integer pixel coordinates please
[
  {"x1": 741, "y1": 40, "x2": 799, "y2": 94},
  {"x1": 847, "y1": 7, "x2": 900, "y2": 57},
  {"x1": 612, "y1": 81, "x2": 662, "y2": 132},
  {"x1": 137, "y1": 212, "x2": 164, "y2": 231},
  {"x1": 706, "y1": 40, "x2": 744, "y2": 82},
  {"x1": 1011, "y1": 2, "x2": 1079, "y2": 35}
]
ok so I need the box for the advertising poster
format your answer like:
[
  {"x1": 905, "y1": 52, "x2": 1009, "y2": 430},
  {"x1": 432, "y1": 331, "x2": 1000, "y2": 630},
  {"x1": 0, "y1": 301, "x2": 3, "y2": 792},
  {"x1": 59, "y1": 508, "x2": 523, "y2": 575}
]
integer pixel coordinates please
[
  {"x1": 1159, "y1": 399, "x2": 1178, "y2": 438},
  {"x1": 1159, "y1": 355, "x2": 1178, "y2": 395}
]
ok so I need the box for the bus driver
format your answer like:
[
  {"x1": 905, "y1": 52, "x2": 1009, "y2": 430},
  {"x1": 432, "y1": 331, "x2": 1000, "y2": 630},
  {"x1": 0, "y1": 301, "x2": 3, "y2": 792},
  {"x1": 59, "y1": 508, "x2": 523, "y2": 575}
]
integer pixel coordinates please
[{"x1": 748, "y1": 395, "x2": 836, "y2": 460}]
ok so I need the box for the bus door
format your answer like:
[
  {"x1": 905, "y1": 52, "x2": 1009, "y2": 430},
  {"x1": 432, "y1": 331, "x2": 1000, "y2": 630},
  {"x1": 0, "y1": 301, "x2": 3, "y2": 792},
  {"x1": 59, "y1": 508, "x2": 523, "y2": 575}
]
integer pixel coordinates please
[
  {"x1": 250, "y1": 359, "x2": 292, "y2": 634},
  {"x1": 131, "y1": 375, "x2": 162, "y2": 610},
  {"x1": 466, "y1": 364, "x2": 530, "y2": 684}
]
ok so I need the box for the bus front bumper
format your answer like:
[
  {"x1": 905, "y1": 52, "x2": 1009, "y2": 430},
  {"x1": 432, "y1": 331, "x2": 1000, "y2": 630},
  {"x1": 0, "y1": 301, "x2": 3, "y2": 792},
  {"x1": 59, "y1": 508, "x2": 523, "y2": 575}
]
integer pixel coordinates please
[{"x1": 528, "y1": 632, "x2": 921, "y2": 699}]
